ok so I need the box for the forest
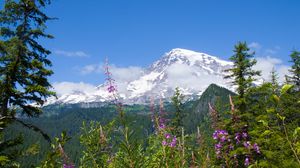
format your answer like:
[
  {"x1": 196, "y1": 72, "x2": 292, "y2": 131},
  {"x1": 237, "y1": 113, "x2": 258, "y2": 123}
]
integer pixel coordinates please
[{"x1": 0, "y1": 0, "x2": 300, "y2": 168}]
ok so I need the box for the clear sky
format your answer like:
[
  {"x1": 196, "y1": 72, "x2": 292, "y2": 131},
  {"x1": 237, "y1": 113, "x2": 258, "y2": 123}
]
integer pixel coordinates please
[{"x1": 1, "y1": 0, "x2": 300, "y2": 93}]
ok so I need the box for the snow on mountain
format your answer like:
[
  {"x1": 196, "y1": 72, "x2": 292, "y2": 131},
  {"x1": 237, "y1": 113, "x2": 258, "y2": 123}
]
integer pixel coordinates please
[
  {"x1": 125, "y1": 48, "x2": 233, "y2": 103},
  {"x1": 45, "y1": 48, "x2": 234, "y2": 105}
]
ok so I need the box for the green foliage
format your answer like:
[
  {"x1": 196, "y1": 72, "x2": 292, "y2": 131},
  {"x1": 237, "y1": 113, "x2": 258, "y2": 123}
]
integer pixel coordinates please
[
  {"x1": 112, "y1": 126, "x2": 146, "y2": 168},
  {"x1": 247, "y1": 84, "x2": 300, "y2": 167},
  {"x1": 79, "y1": 121, "x2": 114, "y2": 168},
  {"x1": 144, "y1": 124, "x2": 189, "y2": 168},
  {"x1": 39, "y1": 131, "x2": 72, "y2": 168},
  {"x1": 110, "y1": 100, "x2": 147, "y2": 168}
]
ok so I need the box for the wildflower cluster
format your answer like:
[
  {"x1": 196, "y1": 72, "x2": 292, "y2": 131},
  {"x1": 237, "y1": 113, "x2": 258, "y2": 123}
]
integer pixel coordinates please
[
  {"x1": 154, "y1": 99, "x2": 177, "y2": 148},
  {"x1": 104, "y1": 58, "x2": 122, "y2": 111},
  {"x1": 162, "y1": 133, "x2": 177, "y2": 147},
  {"x1": 158, "y1": 117, "x2": 166, "y2": 130},
  {"x1": 235, "y1": 131, "x2": 261, "y2": 166},
  {"x1": 211, "y1": 95, "x2": 262, "y2": 167},
  {"x1": 235, "y1": 131, "x2": 260, "y2": 154},
  {"x1": 212, "y1": 128, "x2": 261, "y2": 167},
  {"x1": 212, "y1": 130, "x2": 233, "y2": 158}
]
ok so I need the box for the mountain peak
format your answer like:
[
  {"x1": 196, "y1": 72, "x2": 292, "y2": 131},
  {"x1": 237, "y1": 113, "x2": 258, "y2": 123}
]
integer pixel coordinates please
[
  {"x1": 164, "y1": 48, "x2": 232, "y2": 66},
  {"x1": 167, "y1": 48, "x2": 199, "y2": 56}
]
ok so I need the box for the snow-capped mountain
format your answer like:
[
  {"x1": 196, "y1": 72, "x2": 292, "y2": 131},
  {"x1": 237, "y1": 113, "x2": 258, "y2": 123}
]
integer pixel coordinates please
[{"x1": 45, "y1": 48, "x2": 234, "y2": 105}]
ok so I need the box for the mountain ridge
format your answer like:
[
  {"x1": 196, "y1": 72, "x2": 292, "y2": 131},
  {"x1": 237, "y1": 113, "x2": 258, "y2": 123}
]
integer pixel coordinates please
[{"x1": 45, "y1": 48, "x2": 234, "y2": 106}]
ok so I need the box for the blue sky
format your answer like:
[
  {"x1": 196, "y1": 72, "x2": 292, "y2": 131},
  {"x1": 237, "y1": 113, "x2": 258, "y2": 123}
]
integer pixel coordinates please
[{"x1": 1, "y1": 0, "x2": 300, "y2": 94}]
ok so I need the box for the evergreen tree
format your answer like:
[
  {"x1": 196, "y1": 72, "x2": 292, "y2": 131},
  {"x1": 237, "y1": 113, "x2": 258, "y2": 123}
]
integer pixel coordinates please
[
  {"x1": 270, "y1": 67, "x2": 278, "y2": 85},
  {"x1": 270, "y1": 67, "x2": 279, "y2": 93},
  {"x1": 0, "y1": 0, "x2": 54, "y2": 119},
  {"x1": 287, "y1": 50, "x2": 300, "y2": 90},
  {"x1": 224, "y1": 42, "x2": 261, "y2": 111},
  {"x1": 0, "y1": 0, "x2": 54, "y2": 165},
  {"x1": 170, "y1": 87, "x2": 185, "y2": 136}
]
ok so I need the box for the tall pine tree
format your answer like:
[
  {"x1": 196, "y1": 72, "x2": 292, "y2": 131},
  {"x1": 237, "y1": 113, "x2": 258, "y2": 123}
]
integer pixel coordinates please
[
  {"x1": 270, "y1": 67, "x2": 279, "y2": 93},
  {"x1": 170, "y1": 87, "x2": 185, "y2": 137},
  {"x1": 0, "y1": 1, "x2": 54, "y2": 165},
  {"x1": 224, "y1": 42, "x2": 261, "y2": 111}
]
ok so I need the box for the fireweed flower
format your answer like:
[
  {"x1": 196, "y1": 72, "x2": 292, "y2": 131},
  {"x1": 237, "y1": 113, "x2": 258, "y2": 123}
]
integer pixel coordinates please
[
  {"x1": 212, "y1": 130, "x2": 233, "y2": 158},
  {"x1": 169, "y1": 136, "x2": 177, "y2": 147},
  {"x1": 159, "y1": 118, "x2": 167, "y2": 129},
  {"x1": 172, "y1": 136, "x2": 177, "y2": 143},
  {"x1": 159, "y1": 123, "x2": 166, "y2": 129},
  {"x1": 107, "y1": 85, "x2": 116, "y2": 93},
  {"x1": 169, "y1": 141, "x2": 176, "y2": 147},
  {"x1": 234, "y1": 133, "x2": 241, "y2": 144},
  {"x1": 216, "y1": 150, "x2": 221, "y2": 158},
  {"x1": 104, "y1": 58, "x2": 120, "y2": 103},
  {"x1": 158, "y1": 99, "x2": 168, "y2": 130},
  {"x1": 162, "y1": 140, "x2": 168, "y2": 146},
  {"x1": 58, "y1": 144, "x2": 74, "y2": 168},
  {"x1": 215, "y1": 143, "x2": 222, "y2": 149},
  {"x1": 243, "y1": 141, "x2": 251, "y2": 149},
  {"x1": 244, "y1": 156, "x2": 250, "y2": 166},
  {"x1": 162, "y1": 134, "x2": 177, "y2": 147},
  {"x1": 220, "y1": 135, "x2": 226, "y2": 142},
  {"x1": 242, "y1": 132, "x2": 248, "y2": 139},
  {"x1": 159, "y1": 118, "x2": 166, "y2": 124},
  {"x1": 213, "y1": 131, "x2": 217, "y2": 139},
  {"x1": 214, "y1": 143, "x2": 223, "y2": 157},
  {"x1": 253, "y1": 143, "x2": 260, "y2": 154},
  {"x1": 165, "y1": 133, "x2": 171, "y2": 139},
  {"x1": 213, "y1": 130, "x2": 229, "y2": 141}
]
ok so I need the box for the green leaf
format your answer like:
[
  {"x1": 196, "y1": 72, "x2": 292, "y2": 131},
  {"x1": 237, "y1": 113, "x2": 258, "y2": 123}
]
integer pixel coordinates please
[
  {"x1": 261, "y1": 130, "x2": 272, "y2": 137},
  {"x1": 276, "y1": 113, "x2": 285, "y2": 121},
  {"x1": 0, "y1": 155, "x2": 9, "y2": 163},
  {"x1": 280, "y1": 84, "x2": 293, "y2": 95},
  {"x1": 272, "y1": 95, "x2": 280, "y2": 103},
  {"x1": 258, "y1": 120, "x2": 269, "y2": 127},
  {"x1": 293, "y1": 127, "x2": 300, "y2": 138},
  {"x1": 266, "y1": 108, "x2": 275, "y2": 114}
]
